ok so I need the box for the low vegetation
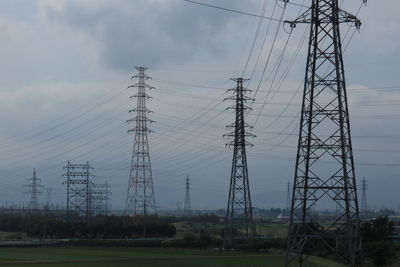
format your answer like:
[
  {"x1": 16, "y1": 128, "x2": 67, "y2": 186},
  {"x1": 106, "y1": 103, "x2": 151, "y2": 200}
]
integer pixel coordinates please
[
  {"x1": 0, "y1": 214, "x2": 176, "y2": 238},
  {"x1": 0, "y1": 247, "x2": 344, "y2": 266},
  {"x1": 0, "y1": 213, "x2": 398, "y2": 266}
]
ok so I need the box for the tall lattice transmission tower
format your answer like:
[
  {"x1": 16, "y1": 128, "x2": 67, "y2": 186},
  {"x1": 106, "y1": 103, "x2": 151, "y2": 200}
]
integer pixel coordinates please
[
  {"x1": 183, "y1": 175, "x2": 191, "y2": 217},
  {"x1": 26, "y1": 168, "x2": 43, "y2": 213},
  {"x1": 361, "y1": 177, "x2": 368, "y2": 213},
  {"x1": 125, "y1": 67, "x2": 156, "y2": 216},
  {"x1": 223, "y1": 78, "x2": 256, "y2": 246},
  {"x1": 285, "y1": 1, "x2": 365, "y2": 266}
]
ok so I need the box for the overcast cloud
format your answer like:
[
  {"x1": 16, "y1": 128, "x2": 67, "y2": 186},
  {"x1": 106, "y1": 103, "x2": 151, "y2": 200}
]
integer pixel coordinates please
[{"x1": 0, "y1": 0, "x2": 398, "y2": 211}]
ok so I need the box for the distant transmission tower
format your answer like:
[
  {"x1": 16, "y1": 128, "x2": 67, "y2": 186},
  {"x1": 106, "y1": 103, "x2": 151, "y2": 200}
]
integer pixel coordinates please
[
  {"x1": 183, "y1": 175, "x2": 191, "y2": 217},
  {"x1": 63, "y1": 161, "x2": 94, "y2": 222},
  {"x1": 26, "y1": 168, "x2": 43, "y2": 213},
  {"x1": 361, "y1": 177, "x2": 368, "y2": 213},
  {"x1": 223, "y1": 78, "x2": 256, "y2": 246},
  {"x1": 285, "y1": 1, "x2": 364, "y2": 266},
  {"x1": 91, "y1": 182, "x2": 111, "y2": 216},
  {"x1": 125, "y1": 67, "x2": 156, "y2": 216},
  {"x1": 286, "y1": 181, "x2": 290, "y2": 215},
  {"x1": 45, "y1": 188, "x2": 52, "y2": 211}
]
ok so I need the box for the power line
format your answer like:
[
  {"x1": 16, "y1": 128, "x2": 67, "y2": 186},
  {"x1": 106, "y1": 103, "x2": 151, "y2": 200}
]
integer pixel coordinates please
[
  {"x1": 241, "y1": 0, "x2": 269, "y2": 76},
  {"x1": 183, "y1": 0, "x2": 285, "y2": 22}
]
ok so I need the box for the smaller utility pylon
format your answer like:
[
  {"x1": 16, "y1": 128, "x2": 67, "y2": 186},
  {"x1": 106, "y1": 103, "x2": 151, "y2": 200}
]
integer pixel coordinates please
[
  {"x1": 361, "y1": 177, "x2": 368, "y2": 215},
  {"x1": 183, "y1": 175, "x2": 191, "y2": 217},
  {"x1": 62, "y1": 161, "x2": 94, "y2": 222},
  {"x1": 45, "y1": 188, "x2": 52, "y2": 212},
  {"x1": 91, "y1": 182, "x2": 111, "y2": 216},
  {"x1": 26, "y1": 168, "x2": 43, "y2": 213},
  {"x1": 286, "y1": 182, "x2": 290, "y2": 216}
]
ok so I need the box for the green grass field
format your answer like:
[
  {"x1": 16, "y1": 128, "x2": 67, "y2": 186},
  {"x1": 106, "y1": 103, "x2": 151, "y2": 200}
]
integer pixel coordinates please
[
  {"x1": 255, "y1": 223, "x2": 289, "y2": 238},
  {"x1": 0, "y1": 247, "x2": 345, "y2": 266}
]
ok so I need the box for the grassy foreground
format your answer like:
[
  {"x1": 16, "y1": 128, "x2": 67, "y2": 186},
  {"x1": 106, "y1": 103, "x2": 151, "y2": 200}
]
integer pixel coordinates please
[{"x1": 0, "y1": 247, "x2": 344, "y2": 266}]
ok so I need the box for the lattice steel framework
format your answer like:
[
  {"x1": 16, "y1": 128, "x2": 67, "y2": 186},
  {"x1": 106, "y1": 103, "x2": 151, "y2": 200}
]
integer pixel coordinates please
[
  {"x1": 26, "y1": 168, "x2": 43, "y2": 213},
  {"x1": 44, "y1": 188, "x2": 52, "y2": 212},
  {"x1": 183, "y1": 175, "x2": 191, "y2": 217},
  {"x1": 91, "y1": 182, "x2": 111, "y2": 216},
  {"x1": 223, "y1": 78, "x2": 256, "y2": 246},
  {"x1": 361, "y1": 177, "x2": 368, "y2": 213},
  {"x1": 286, "y1": 181, "x2": 291, "y2": 215},
  {"x1": 285, "y1": 1, "x2": 365, "y2": 266},
  {"x1": 125, "y1": 67, "x2": 156, "y2": 216},
  {"x1": 63, "y1": 161, "x2": 94, "y2": 221}
]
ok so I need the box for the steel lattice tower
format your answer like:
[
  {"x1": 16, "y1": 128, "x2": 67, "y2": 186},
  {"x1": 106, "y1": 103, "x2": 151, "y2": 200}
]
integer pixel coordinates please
[
  {"x1": 286, "y1": 181, "x2": 291, "y2": 215},
  {"x1": 45, "y1": 188, "x2": 52, "y2": 212},
  {"x1": 63, "y1": 161, "x2": 94, "y2": 222},
  {"x1": 91, "y1": 182, "x2": 111, "y2": 216},
  {"x1": 183, "y1": 175, "x2": 191, "y2": 217},
  {"x1": 285, "y1": 1, "x2": 364, "y2": 266},
  {"x1": 125, "y1": 67, "x2": 156, "y2": 216},
  {"x1": 26, "y1": 168, "x2": 43, "y2": 213},
  {"x1": 223, "y1": 78, "x2": 256, "y2": 246},
  {"x1": 361, "y1": 177, "x2": 368, "y2": 213}
]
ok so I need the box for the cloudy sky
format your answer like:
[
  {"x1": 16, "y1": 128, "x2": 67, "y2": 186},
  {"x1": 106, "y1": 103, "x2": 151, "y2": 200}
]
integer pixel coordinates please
[{"x1": 0, "y1": 0, "x2": 398, "y2": 211}]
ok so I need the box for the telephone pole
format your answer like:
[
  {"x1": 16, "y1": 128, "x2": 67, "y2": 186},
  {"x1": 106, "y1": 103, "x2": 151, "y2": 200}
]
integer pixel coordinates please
[
  {"x1": 183, "y1": 175, "x2": 191, "y2": 217},
  {"x1": 285, "y1": 1, "x2": 365, "y2": 266},
  {"x1": 125, "y1": 67, "x2": 156, "y2": 216},
  {"x1": 26, "y1": 168, "x2": 43, "y2": 213},
  {"x1": 223, "y1": 78, "x2": 256, "y2": 246}
]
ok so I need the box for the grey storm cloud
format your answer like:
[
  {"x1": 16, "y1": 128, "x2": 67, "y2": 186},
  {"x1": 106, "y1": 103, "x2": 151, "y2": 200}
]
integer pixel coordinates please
[
  {"x1": 42, "y1": 0, "x2": 250, "y2": 70},
  {"x1": 0, "y1": 0, "x2": 398, "y2": 210}
]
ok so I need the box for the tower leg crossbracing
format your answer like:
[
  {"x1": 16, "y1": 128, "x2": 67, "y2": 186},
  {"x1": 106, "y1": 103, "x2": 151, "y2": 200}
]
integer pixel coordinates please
[
  {"x1": 62, "y1": 161, "x2": 94, "y2": 222},
  {"x1": 285, "y1": 1, "x2": 365, "y2": 266},
  {"x1": 223, "y1": 78, "x2": 256, "y2": 247},
  {"x1": 125, "y1": 67, "x2": 156, "y2": 216}
]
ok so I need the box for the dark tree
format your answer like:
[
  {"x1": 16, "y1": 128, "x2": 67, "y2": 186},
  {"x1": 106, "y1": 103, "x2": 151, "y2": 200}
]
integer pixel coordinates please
[{"x1": 361, "y1": 216, "x2": 396, "y2": 266}]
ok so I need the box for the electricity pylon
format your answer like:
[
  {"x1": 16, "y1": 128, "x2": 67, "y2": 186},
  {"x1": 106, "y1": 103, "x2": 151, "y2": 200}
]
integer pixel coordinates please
[
  {"x1": 183, "y1": 175, "x2": 191, "y2": 217},
  {"x1": 286, "y1": 181, "x2": 291, "y2": 216},
  {"x1": 361, "y1": 177, "x2": 368, "y2": 213},
  {"x1": 91, "y1": 182, "x2": 111, "y2": 216},
  {"x1": 26, "y1": 168, "x2": 43, "y2": 213},
  {"x1": 45, "y1": 188, "x2": 52, "y2": 212},
  {"x1": 285, "y1": 1, "x2": 365, "y2": 266},
  {"x1": 223, "y1": 78, "x2": 256, "y2": 247},
  {"x1": 125, "y1": 67, "x2": 156, "y2": 216},
  {"x1": 62, "y1": 161, "x2": 94, "y2": 222}
]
